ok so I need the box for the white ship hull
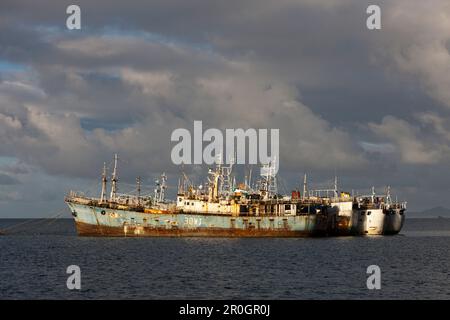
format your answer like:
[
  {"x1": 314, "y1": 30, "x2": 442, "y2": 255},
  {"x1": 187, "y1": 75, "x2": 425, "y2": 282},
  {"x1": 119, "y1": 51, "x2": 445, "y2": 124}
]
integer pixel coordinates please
[
  {"x1": 331, "y1": 201, "x2": 405, "y2": 235},
  {"x1": 353, "y1": 208, "x2": 405, "y2": 235}
]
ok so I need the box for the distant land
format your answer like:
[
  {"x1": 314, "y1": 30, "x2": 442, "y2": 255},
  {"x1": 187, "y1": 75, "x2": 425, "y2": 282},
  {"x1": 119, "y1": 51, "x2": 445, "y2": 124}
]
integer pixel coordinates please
[{"x1": 408, "y1": 206, "x2": 450, "y2": 218}]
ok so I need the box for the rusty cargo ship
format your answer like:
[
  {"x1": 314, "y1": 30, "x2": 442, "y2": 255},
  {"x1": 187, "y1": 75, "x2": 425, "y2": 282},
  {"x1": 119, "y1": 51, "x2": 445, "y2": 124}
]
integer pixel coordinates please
[{"x1": 65, "y1": 155, "x2": 406, "y2": 237}]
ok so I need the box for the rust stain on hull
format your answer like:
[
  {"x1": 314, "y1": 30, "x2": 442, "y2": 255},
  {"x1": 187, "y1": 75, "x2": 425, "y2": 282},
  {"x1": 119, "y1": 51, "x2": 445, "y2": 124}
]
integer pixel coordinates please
[
  {"x1": 76, "y1": 221, "x2": 329, "y2": 238},
  {"x1": 333, "y1": 216, "x2": 354, "y2": 236}
]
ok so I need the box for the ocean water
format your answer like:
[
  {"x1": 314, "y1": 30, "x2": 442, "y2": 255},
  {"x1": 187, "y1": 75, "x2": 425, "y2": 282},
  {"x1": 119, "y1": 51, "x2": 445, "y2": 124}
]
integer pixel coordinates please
[{"x1": 0, "y1": 218, "x2": 449, "y2": 299}]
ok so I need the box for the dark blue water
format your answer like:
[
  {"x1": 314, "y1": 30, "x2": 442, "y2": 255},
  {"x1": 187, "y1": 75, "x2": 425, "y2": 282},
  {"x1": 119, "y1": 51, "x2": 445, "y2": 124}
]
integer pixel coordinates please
[{"x1": 0, "y1": 218, "x2": 449, "y2": 299}]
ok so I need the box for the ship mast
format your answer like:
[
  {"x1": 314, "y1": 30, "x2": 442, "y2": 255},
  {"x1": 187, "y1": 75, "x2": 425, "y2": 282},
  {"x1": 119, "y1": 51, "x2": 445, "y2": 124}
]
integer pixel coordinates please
[
  {"x1": 208, "y1": 154, "x2": 223, "y2": 202},
  {"x1": 386, "y1": 185, "x2": 392, "y2": 206},
  {"x1": 110, "y1": 154, "x2": 118, "y2": 202},
  {"x1": 159, "y1": 173, "x2": 167, "y2": 203},
  {"x1": 334, "y1": 176, "x2": 338, "y2": 200},
  {"x1": 219, "y1": 155, "x2": 234, "y2": 196},
  {"x1": 244, "y1": 166, "x2": 252, "y2": 191},
  {"x1": 100, "y1": 162, "x2": 108, "y2": 204},
  {"x1": 154, "y1": 173, "x2": 167, "y2": 203},
  {"x1": 260, "y1": 158, "x2": 278, "y2": 199},
  {"x1": 302, "y1": 173, "x2": 308, "y2": 200},
  {"x1": 208, "y1": 167, "x2": 220, "y2": 202},
  {"x1": 136, "y1": 176, "x2": 141, "y2": 206}
]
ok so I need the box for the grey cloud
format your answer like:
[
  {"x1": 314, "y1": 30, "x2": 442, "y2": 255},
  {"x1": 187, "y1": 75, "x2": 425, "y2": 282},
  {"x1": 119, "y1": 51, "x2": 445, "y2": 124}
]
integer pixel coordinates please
[
  {"x1": 1, "y1": 0, "x2": 450, "y2": 214},
  {"x1": 369, "y1": 114, "x2": 450, "y2": 165},
  {"x1": 1, "y1": 27, "x2": 367, "y2": 180},
  {"x1": 0, "y1": 161, "x2": 30, "y2": 175},
  {"x1": 0, "y1": 173, "x2": 19, "y2": 185},
  {"x1": 370, "y1": 0, "x2": 450, "y2": 109}
]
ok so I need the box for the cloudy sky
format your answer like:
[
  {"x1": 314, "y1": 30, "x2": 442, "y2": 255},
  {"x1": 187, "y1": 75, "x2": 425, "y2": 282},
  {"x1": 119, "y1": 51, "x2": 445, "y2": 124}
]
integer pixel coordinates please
[{"x1": 1, "y1": 0, "x2": 450, "y2": 217}]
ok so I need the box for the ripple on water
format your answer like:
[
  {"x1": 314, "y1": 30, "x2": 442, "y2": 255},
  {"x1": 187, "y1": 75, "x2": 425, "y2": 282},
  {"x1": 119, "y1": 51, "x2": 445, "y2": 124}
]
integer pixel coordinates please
[{"x1": 0, "y1": 218, "x2": 449, "y2": 299}]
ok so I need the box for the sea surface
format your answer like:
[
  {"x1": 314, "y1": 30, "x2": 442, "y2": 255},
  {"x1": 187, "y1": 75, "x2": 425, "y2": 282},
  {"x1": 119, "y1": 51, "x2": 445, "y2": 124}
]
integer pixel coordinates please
[{"x1": 0, "y1": 218, "x2": 449, "y2": 299}]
